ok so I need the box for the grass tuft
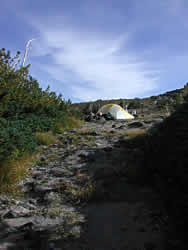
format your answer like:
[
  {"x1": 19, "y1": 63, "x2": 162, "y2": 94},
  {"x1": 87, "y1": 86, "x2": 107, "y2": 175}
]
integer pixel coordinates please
[
  {"x1": 35, "y1": 131, "x2": 58, "y2": 145},
  {"x1": 54, "y1": 117, "x2": 83, "y2": 133},
  {"x1": 0, "y1": 153, "x2": 40, "y2": 197}
]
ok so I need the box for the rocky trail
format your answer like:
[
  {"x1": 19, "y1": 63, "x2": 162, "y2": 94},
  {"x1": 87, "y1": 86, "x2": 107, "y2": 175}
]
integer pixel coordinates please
[{"x1": 0, "y1": 119, "x2": 171, "y2": 250}]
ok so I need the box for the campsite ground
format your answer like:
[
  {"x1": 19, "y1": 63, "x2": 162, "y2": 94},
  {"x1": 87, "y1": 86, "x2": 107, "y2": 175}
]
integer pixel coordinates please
[{"x1": 0, "y1": 119, "x2": 172, "y2": 250}]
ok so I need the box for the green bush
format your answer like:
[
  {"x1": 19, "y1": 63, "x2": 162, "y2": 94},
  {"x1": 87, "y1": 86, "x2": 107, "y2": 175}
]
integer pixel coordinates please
[{"x1": 0, "y1": 48, "x2": 82, "y2": 163}]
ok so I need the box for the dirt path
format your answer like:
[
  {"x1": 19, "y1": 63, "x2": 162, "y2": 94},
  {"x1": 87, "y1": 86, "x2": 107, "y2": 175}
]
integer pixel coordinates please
[
  {"x1": 0, "y1": 120, "x2": 170, "y2": 250},
  {"x1": 59, "y1": 183, "x2": 167, "y2": 250},
  {"x1": 51, "y1": 120, "x2": 168, "y2": 250},
  {"x1": 85, "y1": 201, "x2": 163, "y2": 250}
]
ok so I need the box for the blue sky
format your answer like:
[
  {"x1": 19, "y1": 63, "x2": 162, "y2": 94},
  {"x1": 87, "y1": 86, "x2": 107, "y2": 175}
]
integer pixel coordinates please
[{"x1": 1, "y1": 0, "x2": 188, "y2": 103}]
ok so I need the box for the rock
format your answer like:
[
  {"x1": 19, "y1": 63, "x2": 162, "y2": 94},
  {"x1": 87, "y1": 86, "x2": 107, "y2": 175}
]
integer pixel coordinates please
[
  {"x1": 34, "y1": 216, "x2": 64, "y2": 230},
  {"x1": 64, "y1": 140, "x2": 69, "y2": 145},
  {"x1": 0, "y1": 195, "x2": 11, "y2": 205},
  {"x1": 25, "y1": 202, "x2": 37, "y2": 210},
  {"x1": 3, "y1": 217, "x2": 34, "y2": 230},
  {"x1": 3, "y1": 206, "x2": 32, "y2": 218},
  {"x1": 0, "y1": 120, "x2": 169, "y2": 250},
  {"x1": 34, "y1": 184, "x2": 55, "y2": 193},
  {"x1": 128, "y1": 121, "x2": 145, "y2": 128},
  {"x1": 77, "y1": 149, "x2": 97, "y2": 162},
  {"x1": 28, "y1": 198, "x2": 37, "y2": 206},
  {"x1": 69, "y1": 225, "x2": 81, "y2": 238},
  {"x1": 69, "y1": 129, "x2": 77, "y2": 133},
  {"x1": 32, "y1": 170, "x2": 44, "y2": 179},
  {"x1": 51, "y1": 143, "x2": 59, "y2": 147},
  {"x1": 117, "y1": 125, "x2": 126, "y2": 129},
  {"x1": 19, "y1": 179, "x2": 35, "y2": 193},
  {"x1": 50, "y1": 167, "x2": 68, "y2": 177},
  {"x1": 109, "y1": 130, "x2": 115, "y2": 133},
  {"x1": 88, "y1": 131, "x2": 98, "y2": 136},
  {"x1": 44, "y1": 192, "x2": 61, "y2": 204},
  {"x1": 40, "y1": 155, "x2": 47, "y2": 161}
]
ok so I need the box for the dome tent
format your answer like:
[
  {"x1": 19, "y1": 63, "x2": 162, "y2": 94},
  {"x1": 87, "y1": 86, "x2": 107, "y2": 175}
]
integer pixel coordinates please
[{"x1": 97, "y1": 104, "x2": 134, "y2": 120}]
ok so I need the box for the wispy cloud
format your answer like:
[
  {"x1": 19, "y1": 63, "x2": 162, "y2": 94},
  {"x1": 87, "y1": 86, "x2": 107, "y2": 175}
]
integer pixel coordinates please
[
  {"x1": 30, "y1": 25, "x2": 159, "y2": 101},
  {"x1": 18, "y1": 0, "x2": 188, "y2": 102}
]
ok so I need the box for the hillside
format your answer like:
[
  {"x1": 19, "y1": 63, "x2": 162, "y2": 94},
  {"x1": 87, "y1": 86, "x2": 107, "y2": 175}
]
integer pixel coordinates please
[{"x1": 72, "y1": 85, "x2": 188, "y2": 118}]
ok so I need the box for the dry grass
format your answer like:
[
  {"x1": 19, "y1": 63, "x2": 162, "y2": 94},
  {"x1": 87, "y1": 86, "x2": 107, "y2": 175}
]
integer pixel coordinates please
[
  {"x1": 0, "y1": 153, "x2": 40, "y2": 197},
  {"x1": 56, "y1": 179, "x2": 95, "y2": 202},
  {"x1": 59, "y1": 132, "x2": 96, "y2": 147},
  {"x1": 124, "y1": 129, "x2": 146, "y2": 139},
  {"x1": 55, "y1": 117, "x2": 84, "y2": 133},
  {"x1": 68, "y1": 117, "x2": 84, "y2": 127},
  {"x1": 35, "y1": 131, "x2": 58, "y2": 145},
  {"x1": 76, "y1": 183, "x2": 95, "y2": 201}
]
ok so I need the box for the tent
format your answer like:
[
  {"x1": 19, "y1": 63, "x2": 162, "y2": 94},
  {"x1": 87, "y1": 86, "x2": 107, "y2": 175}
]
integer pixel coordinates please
[{"x1": 97, "y1": 104, "x2": 134, "y2": 120}]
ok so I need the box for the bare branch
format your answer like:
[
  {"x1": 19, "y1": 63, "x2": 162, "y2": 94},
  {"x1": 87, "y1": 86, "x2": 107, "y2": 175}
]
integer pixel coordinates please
[{"x1": 22, "y1": 38, "x2": 36, "y2": 67}]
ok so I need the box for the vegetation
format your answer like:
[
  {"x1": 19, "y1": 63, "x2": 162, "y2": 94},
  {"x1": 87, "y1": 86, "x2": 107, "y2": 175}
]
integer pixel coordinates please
[
  {"x1": 128, "y1": 98, "x2": 142, "y2": 109},
  {"x1": 73, "y1": 84, "x2": 188, "y2": 118},
  {"x1": 0, "y1": 48, "x2": 82, "y2": 194},
  {"x1": 35, "y1": 131, "x2": 58, "y2": 145},
  {"x1": 0, "y1": 153, "x2": 40, "y2": 196}
]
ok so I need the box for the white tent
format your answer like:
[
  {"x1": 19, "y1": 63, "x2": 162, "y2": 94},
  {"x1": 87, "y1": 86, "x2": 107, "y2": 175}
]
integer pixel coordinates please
[{"x1": 97, "y1": 104, "x2": 134, "y2": 120}]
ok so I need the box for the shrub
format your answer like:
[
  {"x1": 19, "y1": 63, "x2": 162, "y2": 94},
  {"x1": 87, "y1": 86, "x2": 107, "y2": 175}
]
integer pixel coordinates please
[
  {"x1": 0, "y1": 118, "x2": 37, "y2": 162},
  {"x1": 0, "y1": 48, "x2": 82, "y2": 163}
]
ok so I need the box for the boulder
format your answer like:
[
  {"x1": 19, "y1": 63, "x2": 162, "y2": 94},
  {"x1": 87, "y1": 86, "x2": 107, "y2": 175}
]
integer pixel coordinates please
[
  {"x1": 128, "y1": 121, "x2": 145, "y2": 128},
  {"x1": 88, "y1": 131, "x2": 98, "y2": 136},
  {"x1": 3, "y1": 218, "x2": 34, "y2": 230},
  {"x1": 3, "y1": 206, "x2": 32, "y2": 218}
]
